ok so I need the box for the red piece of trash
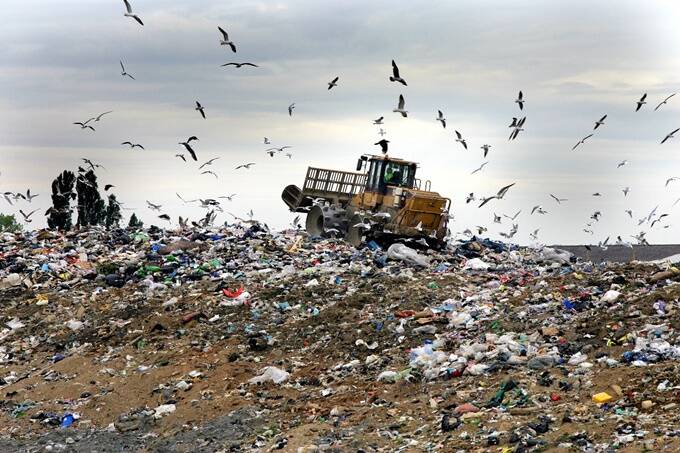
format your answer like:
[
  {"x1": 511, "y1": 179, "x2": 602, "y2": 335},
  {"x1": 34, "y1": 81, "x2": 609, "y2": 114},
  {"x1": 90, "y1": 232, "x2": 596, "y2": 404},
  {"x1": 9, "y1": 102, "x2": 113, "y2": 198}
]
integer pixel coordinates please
[
  {"x1": 550, "y1": 392, "x2": 561, "y2": 402},
  {"x1": 222, "y1": 287, "x2": 244, "y2": 298}
]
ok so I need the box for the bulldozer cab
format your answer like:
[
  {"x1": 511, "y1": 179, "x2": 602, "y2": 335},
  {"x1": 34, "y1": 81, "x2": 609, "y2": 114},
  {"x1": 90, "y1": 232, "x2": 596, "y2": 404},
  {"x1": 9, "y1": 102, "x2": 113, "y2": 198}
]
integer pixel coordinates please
[{"x1": 360, "y1": 155, "x2": 417, "y2": 194}]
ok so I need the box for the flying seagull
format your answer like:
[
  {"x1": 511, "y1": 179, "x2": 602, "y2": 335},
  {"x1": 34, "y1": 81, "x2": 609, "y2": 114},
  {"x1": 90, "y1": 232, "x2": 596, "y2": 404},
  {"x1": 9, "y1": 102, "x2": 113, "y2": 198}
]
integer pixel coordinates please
[
  {"x1": 221, "y1": 62, "x2": 258, "y2": 68},
  {"x1": 529, "y1": 229, "x2": 540, "y2": 241},
  {"x1": 119, "y1": 60, "x2": 135, "y2": 79},
  {"x1": 122, "y1": 0, "x2": 144, "y2": 26},
  {"x1": 327, "y1": 76, "x2": 339, "y2": 90},
  {"x1": 235, "y1": 163, "x2": 256, "y2": 170},
  {"x1": 263, "y1": 137, "x2": 271, "y2": 144},
  {"x1": 508, "y1": 117, "x2": 518, "y2": 128},
  {"x1": 389, "y1": 60, "x2": 407, "y2": 86},
  {"x1": 175, "y1": 154, "x2": 186, "y2": 162},
  {"x1": 466, "y1": 193, "x2": 476, "y2": 204},
  {"x1": 121, "y1": 141, "x2": 144, "y2": 149},
  {"x1": 635, "y1": 93, "x2": 647, "y2": 112},
  {"x1": 375, "y1": 139, "x2": 389, "y2": 154},
  {"x1": 617, "y1": 160, "x2": 628, "y2": 168},
  {"x1": 267, "y1": 146, "x2": 292, "y2": 153},
  {"x1": 158, "y1": 214, "x2": 171, "y2": 222},
  {"x1": 373, "y1": 116, "x2": 384, "y2": 125},
  {"x1": 625, "y1": 209, "x2": 633, "y2": 218},
  {"x1": 146, "y1": 201, "x2": 162, "y2": 211},
  {"x1": 515, "y1": 90, "x2": 524, "y2": 110},
  {"x1": 622, "y1": 186, "x2": 630, "y2": 196},
  {"x1": 470, "y1": 162, "x2": 488, "y2": 175},
  {"x1": 436, "y1": 110, "x2": 446, "y2": 129},
  {"x1": 531, "y1": 205, "x2": 548, "y2": 215},
  {"x1": 19, "y1": 209, "x2": 38, "y2": 223},
  {"x1": 594, "y1": 114, "x2": 607, "y2": 130},
  {"x1": 218, "y1": 26, "x2": 236, "y2": 52},
  {"x1": 480, "y1": 144, "x2": 491, "y2": 158},
  {"x1": 509, "y1": 116, "x2": 526, "y2": 141},
  {"x1": 665, "y1": 177, "x2": 680, "y2": 187},
  {"x1": 104, "y1": 184, "x2": 115, "y2": 191},
  {"x1": 201, "y1": 170, "x2": 218, "y2": 179},
  {"x1": 478, "y1": 183, "x2": 516, "y2": 207},
  {"x1": 654, "y1": 93, "x2": 676, "y2": 111},
  {"x1": 378, "y1": 128, "x2": 386, "y2": 137},
  {"x1": 572, "y1": 134, "x2": 593, "y2": 150},
  {"x1": 550, "y1": 194, "x2": 567, "y2": 204},
  {"x1": 503, "y1": 210, "x2": 521, "y2": 221},
  {"x1": 195, "y1": 101, "x2": 206, "y2": 119},
  {"x1": 393, "y1": 94, "x2": 408, "y2": 117},
  {"x1": 661, "y1": 128, "x2": 680, "y2": 144},
  {"x1": 74, "y1": 121, "x2": 95, "y2": 131},
  {"x1": 199, "y1": 157, "x2": 220, "y2": 170},
  {"x1": 288, "y1": 103, "x2": 295, "y2": 116},
  {"x1": 92, "y1": 111, "x2": 113, "y2": 122},
  {"x1": 178, "y1": 138, "x2": 198, "y2": 161},
  {"x1": 218, "y1": 194, "x2": 237, "y2": 201},
  {"x1": 454, "y1": 130, "x2": 467, "y2": 150}
]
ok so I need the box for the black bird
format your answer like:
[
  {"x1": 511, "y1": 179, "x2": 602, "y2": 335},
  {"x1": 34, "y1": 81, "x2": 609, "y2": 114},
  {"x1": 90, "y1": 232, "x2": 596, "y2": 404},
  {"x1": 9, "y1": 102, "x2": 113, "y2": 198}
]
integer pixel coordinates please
[
  {"x1": 327, "y1": 76, "x2": 339, "y2": 90},
  {"x1": 179, "y1": 137, "x2": 198, "y2": 160},
  {"x1": 221, "y1": 62, "x2": 258, "y2": 68},
  {"x1": 195, "y1": 101, "x2": 206, "y2": 119},
  {"x1": 374, "y1": 139, "x2": 390, "y2": 153},
  {"x1": 515, "y1": 91, "x2": 524, "y2": 110},
  {"x1": 635, "y1": 93, "x2": 647, "y2": 112},
  {"x1": 389, "y1": 60, "x2": 407, "y2": 86},
  {"x1": 594, "y1": 114, "x2": 607, "y2": 130},
  {"x1": 121, "y1": 141, "x2": 144, "y2": 149},
  {"x1": 104, "y1": 184, "x2": 115, "y2": 191}
]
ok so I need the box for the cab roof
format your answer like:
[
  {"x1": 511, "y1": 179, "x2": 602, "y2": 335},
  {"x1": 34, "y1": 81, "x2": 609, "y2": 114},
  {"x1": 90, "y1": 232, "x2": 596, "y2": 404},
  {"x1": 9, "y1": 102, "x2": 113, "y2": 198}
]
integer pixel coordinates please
[{"x1": 363, "y1": 154, "x2": 417, "y2": 165}]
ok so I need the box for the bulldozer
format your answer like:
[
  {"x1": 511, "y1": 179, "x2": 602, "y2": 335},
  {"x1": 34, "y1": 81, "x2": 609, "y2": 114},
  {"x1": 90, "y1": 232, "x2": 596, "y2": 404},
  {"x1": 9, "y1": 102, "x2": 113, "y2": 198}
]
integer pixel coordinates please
[{"x1": 281, "y1": 154, "x2": 451, "y2": 248}]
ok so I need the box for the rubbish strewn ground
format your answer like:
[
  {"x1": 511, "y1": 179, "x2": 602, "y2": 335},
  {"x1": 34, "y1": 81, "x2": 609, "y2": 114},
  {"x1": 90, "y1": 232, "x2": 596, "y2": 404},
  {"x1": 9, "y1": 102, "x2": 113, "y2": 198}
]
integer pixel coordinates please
[{"x1": 2, "y1": 226, "x2": 680, "y2": 451}]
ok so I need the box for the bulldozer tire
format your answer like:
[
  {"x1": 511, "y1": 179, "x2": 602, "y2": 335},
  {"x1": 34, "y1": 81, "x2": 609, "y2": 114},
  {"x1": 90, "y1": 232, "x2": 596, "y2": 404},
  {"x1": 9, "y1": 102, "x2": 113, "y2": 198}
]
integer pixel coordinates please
[
  {"x1": 306, "y1": 205, "x2": 348, "y2": 238},
  {"x1": 345, "y1": 214, "x2": 366, "y2": 247}
]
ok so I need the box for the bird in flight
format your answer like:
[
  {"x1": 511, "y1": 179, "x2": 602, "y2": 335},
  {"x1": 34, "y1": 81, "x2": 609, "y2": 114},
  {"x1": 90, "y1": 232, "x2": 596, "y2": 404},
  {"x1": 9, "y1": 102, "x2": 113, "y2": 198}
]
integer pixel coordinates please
[
  {"x1": 531, "y1": 205, "x2": 548, "y2": 215},
  {"x1": 179, "y1": 136, "x2": 198, "y2": 161},
  {"x1": 515, "y1": 90, "x2": 524, "y2": 110},
  {"x1": 199, "y1": 158, "x2": 220, "y2": 170},
  {"x1": 263, "y1": 137, "x2": 271, "y2": 144},
  {"x1": 529, "y1": 229, "x2": 540, "y2": 241},
  {"x1": 235, "y1": 163, "x2": 256, "y2": 170},
  {"x1": 121, "y1": 141, "x2": 144, "y2": 149},
  {"x1": 594, "y1": 114, "x2": 607, "y2": 130},
  {"x1": 327, "y1": 76, "x2": 339, "y2": 90},
  {"x1": 635, "y1": 93, "x2": 647, "y2": 112},
  {"x1": 92, "y1": 111, "x2": 113, "y2": 122},
  {"x1": 288, "y1": 103, "x2": 295, "y2": 116},
  {"x1": 466, "y1": 193, "x2": 476, "y2": 204},
  {"x1": 654, "y1": 93, "x2": 676, "y2": 111},
  {"x1": 74, "y1": 121, "x2": 95, "y2": 131},
  {"x1": 550, "y1": 194, "x2": 567, "y2": 204},
  {"x1": 665, "y1": 177, "x2": 680, "y2": 187},
  {"x1": 146, "y1": 201, "x2": 162, "y2": 211},
  {"x1": 218, "y1": 26, "x2": 236, "y2": 52},
  {"x1": 478, "y1": 183, "x2": 515, "y2": 207},
  {"x1": 373, "y1": 116, "x2": 384, "y2": 125},
  {"x1": 374, "y1": 139, "x2": 389, "y2": 153},
  {"x1": 470, "y1": 162, "x2": 488, "y2": 175},
  {"x1": 617, "y1": 160, "x2": 628, "y2": 168},
  {"x1": 175, "y1": 154, "x2": 186, "y2": 162},
  {"x1": 104, "y1": 184, "x2": 115, "y2": 191},
  {"x1": 503, "y1": 210, "x2": 521, "y2": 221},
  {"x1": 378, "y1": 128, "x2": 386, "y2": 137},
  {"x1": 454, "y1": 130, "x2": 467, "y2": 150},
  {"x1": 119, "y1": 60, "x2": 135, "y2": 79},
  {"x1": 82, "y1": 158, "x2": 105, "y2": 171},
  {"x1": 436, "y1": 110, "x2": 446, "y2": 129},
  {"x1": 480, "y1": 144, "x2": 491, "y2": 158},
  {"x1": 625, "y1": 209, "x2": 633, "y2": 218},
  {"x1": 661, "y1": 128, "x2": 680, "y2": 144},
  {"x1": 622, "y1": 186, "x2": 630, "y2": 196},
  {"x1": 122, "y1": 0, "x2": 144, "y2": 26},
  {"x1": 219, "y1": 194, "x2": 237, "y2": 201},
  {"x1": 572, "y1": 134, "x2": 593, "y2": 150},
  {"x1": 389, "y1": 60, "x2": 407, "y2": 86},
  {"x1": 393, "y1": 94, "x2": 408, "y2": 117},
  {"x1": 201, "y1": 170, "x2": 218, "y2": 179},
  {"x1": 195, "y1": 101, "x2": 206, "y2": 119},
  {"x1": 221, "y1": 62, "x2": 258, "y2": 68},
  {"x1": 509, "y1": 117, "x2": 526, "y2": 141},
  {"x1": 19, "y1": 209, "x2": 38, "y2": 223},
  {"x1": 267, "y1": 146, "x2": 292, "y2": 154}
]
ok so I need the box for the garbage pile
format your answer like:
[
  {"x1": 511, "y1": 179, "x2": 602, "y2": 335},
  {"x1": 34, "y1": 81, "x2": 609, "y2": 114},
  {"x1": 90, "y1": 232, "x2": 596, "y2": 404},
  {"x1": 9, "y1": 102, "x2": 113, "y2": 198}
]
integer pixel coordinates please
[{"x1": 1, "y1": 226, "x2": 680, "y2": 451}]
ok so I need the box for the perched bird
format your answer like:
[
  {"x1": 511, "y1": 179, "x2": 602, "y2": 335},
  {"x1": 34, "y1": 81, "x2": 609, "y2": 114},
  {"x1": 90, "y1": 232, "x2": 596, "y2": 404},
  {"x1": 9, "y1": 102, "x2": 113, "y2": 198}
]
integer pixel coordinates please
[
  {"x1": 594, "y1": 114, "x2": 607, "y2": 130},
  {"x1": 201, "y1": 170, "x2": 218, "y2": 179},
  {"x1": 454, "y1": 130, "x2": 467, "y2": 150},
  {"x1": 393, "y1": 94, "x2": 408, "y2": 117},
  {"x1": 572, "y1": 134, "x2": 593, "y2": 150},
  {"x1": 654, "y1": 93, "x2": 676, "y2": 111},
  {"x1": 480, "y1": 144, "x2": 491, "y2": 158},
  {"x1": 146, "y1": 201, "x2": 162, "y2": 211},
  {"x1": 436, "y1": 110, "x2": 446, "y2": 129},
  {"x1": 195, "y1": 101, "x2": 206, "y2": 119},
  {"x1": 221, "y1": 62, "x2": 258, "y2": 68},
  {"x1": 635, "y1": 93, "x2": 647, "y2": 112},
  {"x1": 550, "y1": 194, "x2": 567, "y2": 204},
  {"x1": 617, "y1": 160, "x2": 628, "y2": 168},
  {"x1": 104, "y1": 184, "x2": 115, "y2": 191},
  {"x1": 374, "y1": 139, "x2": 389, "y2": 154},
  {"x1": 74, "y1": 121, "x2": 95, "y2": 131},
  {"x1": 218, "y1": 26, "x2": 236, "y2": 52},
  {"x1": 661, "y1": 128, "x2": 680, "y2": 144},
  {"x1": 122, "y1": 0, "x2": 144, "y2": 26},
  {"x1": 121, "y1": 141, "x2": 144, "y2": 149},
  {"x1": 531, "y1": 205, "x2": 548, "y2": 215},
  {"x1": 19, "y1": 209, "x2": 38, "y2": 223},
  {"x1": 288, "y1": 103, "x2": 295, "y2": 116},
  {"x1": 119, "y1": 60, "x2": 135, "y2": 79},
  {"x1": 235, "y1": 163, "x2": 256, "y2": 170},
  {"x1": 622, "y1": 186, "x2": 630, "y2": 196},
  {"x1": 515, "y1": 90, "x2": 524, "y2": 110},
  {"x1": 327, "y1": 76, "x2": 339, "y2": 90},
  {"x1": 373, "y1": 116, "x2": 384, "y2": 125},
  {"x1": 199, "y1": 157, "x2": 220, "y2": 169},
  {"x1": 470, "y1": 162, "x2": 488, "y2": 175},
  {"x1": 389, "y1": 60, "x2": 407, "y2": 86}
]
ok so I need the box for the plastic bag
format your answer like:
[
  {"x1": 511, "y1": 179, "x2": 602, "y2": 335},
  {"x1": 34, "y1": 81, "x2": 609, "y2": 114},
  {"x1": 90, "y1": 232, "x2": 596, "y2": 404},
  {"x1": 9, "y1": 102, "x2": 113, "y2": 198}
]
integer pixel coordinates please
[
  {"x1": 248, "y1": 366, "x2": 290, "y2": 385},
  {"x1": 386, "y1": 244, "x2": 430, "y2": 267}
]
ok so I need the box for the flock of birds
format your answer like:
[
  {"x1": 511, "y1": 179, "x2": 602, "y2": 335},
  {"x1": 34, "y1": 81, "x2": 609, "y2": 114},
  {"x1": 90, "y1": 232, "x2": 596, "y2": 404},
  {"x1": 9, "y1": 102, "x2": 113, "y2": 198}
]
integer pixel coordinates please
[{"x1": 2, "y1": 0, "x2": 679, "y2": 250}]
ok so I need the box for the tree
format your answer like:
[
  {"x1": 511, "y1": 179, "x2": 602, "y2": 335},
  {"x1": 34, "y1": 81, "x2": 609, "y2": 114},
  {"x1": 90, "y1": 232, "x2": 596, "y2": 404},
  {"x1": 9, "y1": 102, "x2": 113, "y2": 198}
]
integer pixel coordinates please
[
  {"x1": 0, "y1": 213, "x2": 22, "y2": 233},
  {"x1": 128, "y1": 213, "x2": 143, "y2": 229},
  {"x1": 47, "y1": 170, "x2": 76, "y2": 230},
  {"x1": 76, "y1": 170, "x2": 106, "y2": 227},
  {"x1": 105, "y1": 194, "x2": 122, "y2": 229}
]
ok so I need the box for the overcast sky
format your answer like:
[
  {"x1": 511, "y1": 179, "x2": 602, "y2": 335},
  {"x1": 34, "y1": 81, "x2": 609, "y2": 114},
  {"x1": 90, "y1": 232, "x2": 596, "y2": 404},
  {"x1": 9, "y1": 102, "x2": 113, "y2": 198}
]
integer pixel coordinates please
[{"x1": 1, "y1": 0, "x2": 680, "y2": 244}]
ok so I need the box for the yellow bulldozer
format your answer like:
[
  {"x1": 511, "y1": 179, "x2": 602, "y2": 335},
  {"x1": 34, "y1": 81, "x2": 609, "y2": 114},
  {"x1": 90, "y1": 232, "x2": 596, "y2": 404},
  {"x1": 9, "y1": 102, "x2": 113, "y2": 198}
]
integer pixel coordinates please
[{"x1": 282, "y1": 154, "x2": 451, "y2": 248}]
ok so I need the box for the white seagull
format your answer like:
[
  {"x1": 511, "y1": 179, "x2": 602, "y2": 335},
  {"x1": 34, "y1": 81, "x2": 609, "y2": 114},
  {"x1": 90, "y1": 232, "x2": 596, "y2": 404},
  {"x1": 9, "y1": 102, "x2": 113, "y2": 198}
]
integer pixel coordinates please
[
  {"x1": 122, "y1": 0, "x2": 144, "y2": 26},
  {"x1": 515, "y1": 90, "x2": 524, "y2": 110},
  {"x1": 218, "y1": 26, "x2": 236, "y2": 52},
  {"x1": 436, "y1": 110, "x2": 446, "y2": 129},
  {"x1": 393, "y1": 94, "x2": 408, "y2": 117}
]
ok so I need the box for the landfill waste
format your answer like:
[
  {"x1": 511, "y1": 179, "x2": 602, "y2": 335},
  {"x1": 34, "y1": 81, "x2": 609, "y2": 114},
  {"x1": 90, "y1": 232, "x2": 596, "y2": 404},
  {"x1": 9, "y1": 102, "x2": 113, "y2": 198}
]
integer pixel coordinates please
[{"x1": 1, "y1": 228, "x2": 680, "y2": 451}]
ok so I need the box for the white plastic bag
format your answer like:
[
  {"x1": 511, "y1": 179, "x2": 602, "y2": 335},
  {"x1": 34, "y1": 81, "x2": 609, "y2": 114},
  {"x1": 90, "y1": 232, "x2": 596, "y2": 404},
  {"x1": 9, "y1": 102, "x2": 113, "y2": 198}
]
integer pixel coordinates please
[{"x1": 386, "y1": 244, "x2": 430, "y2": 267}]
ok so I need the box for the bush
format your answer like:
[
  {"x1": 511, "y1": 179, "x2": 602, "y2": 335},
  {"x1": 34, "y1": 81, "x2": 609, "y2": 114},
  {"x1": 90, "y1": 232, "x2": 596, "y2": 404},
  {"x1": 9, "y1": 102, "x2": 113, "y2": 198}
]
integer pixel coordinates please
[{"x1": 0, "y1": 213, "x2": 22, "y2": 233}]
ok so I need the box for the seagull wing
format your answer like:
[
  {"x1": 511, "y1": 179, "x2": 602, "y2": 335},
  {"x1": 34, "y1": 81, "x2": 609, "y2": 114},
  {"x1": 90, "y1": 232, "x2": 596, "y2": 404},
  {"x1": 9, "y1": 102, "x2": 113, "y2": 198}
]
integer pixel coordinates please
[
  {"x1": 228, "y1": 43, "x2": 236, "y2": 52},
  {"x1": 133, "y1": 15, "x2": 144, "y2": 26},
  {"x1": 478, "y1": 197, "x2": 496, "y2": 208},
  {"x1": 218, "y1": 26, "x2": 229, "y2": 41},
  {"x1": 391, "y1": 60, "x2": 400, "y2": 78},
  {"x1": 123, "y1": 0, "x2": 132, "y2": 14},
  {"x1": 455, "y1": 130, "x2": 462, "y2": 139},
  {"x1": 398, "y1": 94, "x2": 405, "y2": 109}
]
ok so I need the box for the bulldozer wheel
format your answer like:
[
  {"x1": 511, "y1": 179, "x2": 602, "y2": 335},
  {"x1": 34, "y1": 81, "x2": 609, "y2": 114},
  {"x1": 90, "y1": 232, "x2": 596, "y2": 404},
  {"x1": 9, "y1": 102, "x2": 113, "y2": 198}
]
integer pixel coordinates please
[
  {"x1": 306, "y1": 205, "x2": 348, "y2": 238},
  {"x1": 345, "y1": 214, "x2": 365, "y2": 247}
]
